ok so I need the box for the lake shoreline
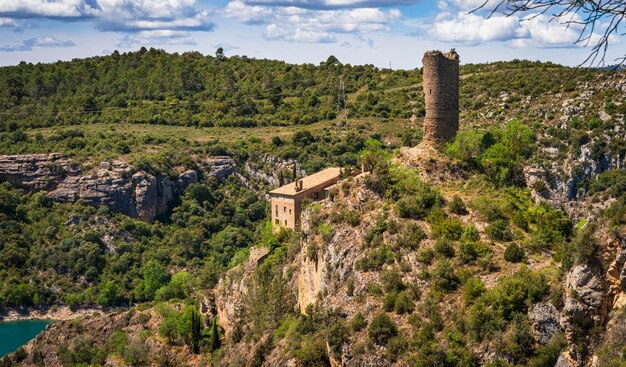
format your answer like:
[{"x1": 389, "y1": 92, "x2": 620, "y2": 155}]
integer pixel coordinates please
[{"x1": 0, "y1": 306, "x2": 108, "y2": 322}]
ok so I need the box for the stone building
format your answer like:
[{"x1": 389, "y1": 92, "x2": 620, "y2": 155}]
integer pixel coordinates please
[
  {"x1": 422, "y1": 49, "x2": 460, "y2": 145},
  {"x1": 269, "y1": 167, "x2": 342, "y2": 230}
]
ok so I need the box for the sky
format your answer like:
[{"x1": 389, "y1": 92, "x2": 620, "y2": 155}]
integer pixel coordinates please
[{"x1": 0, "y1": 0, "x2": 623, "y2": 69}]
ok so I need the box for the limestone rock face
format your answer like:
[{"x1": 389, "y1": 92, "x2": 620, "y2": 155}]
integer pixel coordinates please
[
  {"x1": 215, "y1": 247, "x2": 269, "y2": 335},
  {"x1": 0, "y1": 154, "x2": 236, "y2": 222},
  {"x1": 555, "y1": 352, "x2": 574, "y2": 367},
  {"x1": 204, "y1": 156, "x2": 237, "y2": 181},
  {"x1": 528, "y1": 301, "x2": 561, "y2": 344},
  {"x1": 0, "y1": 153, "x2": 80, "y2": 190},
  {"x1": 561, "y1": 263, "x2": 606, "y2": 330}
]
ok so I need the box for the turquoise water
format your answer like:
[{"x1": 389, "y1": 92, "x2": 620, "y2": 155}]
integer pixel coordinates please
[{"x1": 0, "y1": 320, "x2": 50, "y2": 357}]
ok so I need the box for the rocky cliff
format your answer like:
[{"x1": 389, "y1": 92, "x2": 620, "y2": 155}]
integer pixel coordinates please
[{"x1": 0, "y1": 154, "x2": 236, "y2": 222}]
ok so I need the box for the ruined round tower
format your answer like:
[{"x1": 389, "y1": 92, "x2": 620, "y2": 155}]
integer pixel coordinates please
[{"x1": 422, "y1": 49, "x2": 459, "y2": 146}]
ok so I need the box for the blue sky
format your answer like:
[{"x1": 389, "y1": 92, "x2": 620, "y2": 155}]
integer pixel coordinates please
[{"x1": 0, "y1": 0, "x2": 623, "y2": 68}]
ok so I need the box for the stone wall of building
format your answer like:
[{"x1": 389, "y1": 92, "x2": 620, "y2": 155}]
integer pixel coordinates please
[{"x1": 422, "y1": 49, "x2": 460, "y2": 145}]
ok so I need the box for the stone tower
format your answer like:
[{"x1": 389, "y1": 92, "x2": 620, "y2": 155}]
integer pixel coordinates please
[{"x1": 422, "y1": 49, "x2": 459, "y2": 146}]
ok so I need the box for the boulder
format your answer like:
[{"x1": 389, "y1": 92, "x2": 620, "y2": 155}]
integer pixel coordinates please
[
  {"x1": 204, "y1": 156, "x2": 236, "y2": 180},
  {"x1": 528, "y1": 301, "x2": 561, "y2": 344}
]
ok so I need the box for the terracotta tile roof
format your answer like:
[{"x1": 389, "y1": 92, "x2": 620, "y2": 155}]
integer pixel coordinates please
[{"x1": 269, "y1": 167, "x2": 341, "y2": 196}]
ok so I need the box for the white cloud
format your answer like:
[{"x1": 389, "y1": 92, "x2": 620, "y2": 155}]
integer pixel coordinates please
[
  {"x1": 95, "y1": 0, "x2": 214, "y2": 33},
  {"x1": 509, "y1": 13, "x2": 588, "y2": 48},
  {"x1": 0, "y1": 0, "x2": 214, "y2": 46},
  {"x1": 225, "y1": 0, "x2": 273, "y2": 24},
  {"x1": 1, "y1": 36, "x2": 75, "y2": 51},
  {"x1": 0, "y1": 0, "x2": 100, "y2": 18},
  {"x1": 430, "y1": 6, "x2": 609, "y2": 49},
  {"x1": 117, "y1": 30, "x2": 196, "y2": 47},
  {"x1": 264, "y1": 23, "x2": 336, "y2": 42},
  {"x1": 225, "y1": 0, "x2": 401, "y2": 44},
  {"x1": 442, "y1": 0, "x2": 503, "y2": 12},
  {"x1": 0, "y1": 17, "x2": 18, "y2": 27},
  {"x1": 243, "y1": 0, "x2": 419, "y2": 9},
  {"x1": 431, "y1": 12, "x2": 521, "y2": 44}
]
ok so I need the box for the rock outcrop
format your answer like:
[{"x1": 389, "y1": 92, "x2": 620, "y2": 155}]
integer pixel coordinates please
[
  {"x1": 559, "y1": 262, "x2": 607, "y2": 365},
  {"x1": 560, "y1": 263, "x2": 606, "y2": 331},
  {"x1": 0, "y1": 154, "x2": 236, "y2": 222},
  {"x1": 215, "y1": 246, "x2": 269, "y2": 335},
  {"x1": 0, "y1": 153, "x2": 80, "y2": 190},
  {"x1": 528, "y1": 301, "x2": 561, "y2": 344}
]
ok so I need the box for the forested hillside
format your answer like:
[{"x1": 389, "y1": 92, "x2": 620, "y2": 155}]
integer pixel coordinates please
[
  {"x1": 0, "y1": 48, "x2": 415, "y2": 129},
  {"x1": 0, "y1": 50, "x2": 625, "y2": 367}
]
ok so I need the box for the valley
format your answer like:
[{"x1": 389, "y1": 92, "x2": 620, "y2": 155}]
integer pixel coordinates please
[{"x1": 0, "y1": 49, "x2": 624, "y2": 367}]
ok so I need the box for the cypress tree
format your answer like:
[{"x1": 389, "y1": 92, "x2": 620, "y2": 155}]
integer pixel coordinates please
[
  {"x1": 209, "y1": 318, "x2": 221, "y2": 352},
  {"x1": 191, "y1": 308, "x2": 201, "y2": 354}
]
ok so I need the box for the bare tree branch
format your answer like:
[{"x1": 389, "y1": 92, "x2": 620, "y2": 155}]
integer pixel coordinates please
[{"x1": 472, "y1": 0, "x2": 626, "y2": 68}]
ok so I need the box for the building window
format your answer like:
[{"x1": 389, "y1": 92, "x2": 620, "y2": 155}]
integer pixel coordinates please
[
  {"x1": 284, "y1": 219, "x2": 287, "y2": 226},
  {"x1": 289, "y1": 209, "x2": 292, "y2": 214},
  {"x1": 275, "y1": 219, "x2": 279, "y2": 224},
  {"x1": 275, "y1": 205, "x2": 278, "y2": 216},
  {"x1": 284, "y1": 207, "x2": 287, "y2": 213}
]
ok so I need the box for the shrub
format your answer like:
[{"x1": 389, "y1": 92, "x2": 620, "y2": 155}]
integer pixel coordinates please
[
  {"x1": 384, "y1": 292, "x2": 397, "y2": 312},
  {"x1": 351, "y1": 313, "x2": 367, "y2": 332},
  {"x1": 394, "y1": 178, "x2": 441, "y2": 219},
  {"x1": 504, "y1": 243, "x2": 525, "y2": 263},
  {"x1": 462, "y1": 278, "x2": 487, "y2": 305},
  {"x1": 459, "y1": 242, "x2": 492, "y2": 264},
  {"x1": 356, "y1": 246, "x2": 394, "y2": 271},
  {"x1": 327, "y1": 322, "x2": 348, "y2": 358},
  {"x1": 346, "y1": 279, "x2": 354, "y2": 297},
  {"x1": 446, "y1": 129, "x2": 486, "y2": 167},
  {"x1": 396, "y1": 223, "x2": 426, "y2": 250},
  {"x1": 485, "y1": 219, "x2": 514, "y2": 242},
  {"x1": 430, "y1": 218, "x2": 464, "y2": 241},
  {"x1": 528, "y1": 333, "x2": 566, "y2": 367},
  {"x1": 500, "y1": 316, "x2": 535, "y2": 364},
  {"x1": 604, "y1": 194, "x2": 626, "y2": 227},
  {"x1": 394, "y1": 291, "x2": 415, "y2": 314},
  {"x1": 416, "y1": 248, "x2": 435, "y2": 265},
  {"x1": 431, "y1": 260, "x2": 460, "y2": 292},
  {"x1": 480, "y1": 143, "x2": 524, "y2": 186},
  {"x1": 559, "y1": 224, "x2": 598, "y2": 271},
  {"x1": 295, "y1": 337, "x2": 327, "y2": 367},
  {"x1": 448, "y1": 195, "x2": 467, "y2": 215},
  {"x1": 380, "y1": 269, "x2": 405, "y2": 293},
  {"x1": 368, "y1": 313, "x2": 398, "y2": 345},
  {"x1": 434, "y1": 239, "x2": 455, "y2": 258},
  {"x1": 397, "y1": 195, "x2": 434, "y2": 220},
  {"x1": 386, "y1": 335, "x2": 408, "y2": 361},
  {"x1": 472, "y1": 199, "x2": 506, "y2": 222},
  {"x1": 461, "y1": 225, "x2": 480, "y2": 242}
]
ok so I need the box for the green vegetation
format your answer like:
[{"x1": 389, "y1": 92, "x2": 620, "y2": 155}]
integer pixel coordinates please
[
  {"x1": 1, "y1": 52, "x2": 625, "y2": 366},
  {"x1": 368, "y1": 313, "x2": 398, "y2": 345},
  {"x1": 0, "y1": 177, "x2": 264, "y2": 308},
  {"x1": 0, "y1": 50, "x2": 416, "y2": 130}
]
